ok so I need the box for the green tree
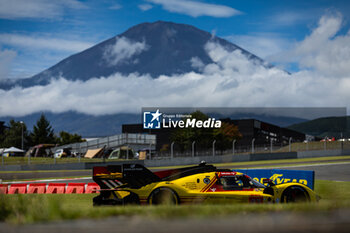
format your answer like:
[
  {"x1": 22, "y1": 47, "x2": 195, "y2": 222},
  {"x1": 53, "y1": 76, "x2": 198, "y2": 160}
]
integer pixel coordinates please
[
  {"x1": 31, "y1": 114, "x2": 56, "y2": 145},
  {"x1": 170, "y1": 111, "x2": 215, "y2": 152},
  {"x1": 170, "y1": 111, "x2": 242, "y2": 154},
  {"x1": 0, "y1": 120, "x2": 31, "y2": 149},
  {"x1": 57, "y1": 131, "x2": 84, "y2": 145},
  {"x1": 213, "y1": 122, "x2": 242, "y2": 153}
]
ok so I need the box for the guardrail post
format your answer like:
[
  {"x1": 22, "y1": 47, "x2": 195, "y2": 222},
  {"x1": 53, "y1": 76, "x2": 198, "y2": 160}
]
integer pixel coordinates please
[
  {"x1": 212, "y1": 140, "x2": 216, "y2": 156},
  {"x1": 192, "y1": 141, "x2": 196, "y2": 157},
  {"x1": 171, "y1": 141, "x2": 174, "y2": 159},
  {"x1": 232, "y1": 139, "x2": 236, "y2": 155},
  {"x1": 252, "y1": 138, "x2": 255, "y2": 154}
]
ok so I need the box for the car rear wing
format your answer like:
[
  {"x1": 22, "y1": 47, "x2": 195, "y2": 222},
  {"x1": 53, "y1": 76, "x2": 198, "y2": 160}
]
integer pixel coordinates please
[
  {"x1": 93, "y1": 163, "x2": 161, "y2": 190},
  {"x1": 235, "y1": 169, "x2": 315, "y2": 190}
]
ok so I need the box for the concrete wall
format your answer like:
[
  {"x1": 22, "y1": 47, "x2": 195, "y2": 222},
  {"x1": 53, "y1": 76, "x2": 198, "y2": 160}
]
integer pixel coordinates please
[
  {"x1": 0, "y1": 160, "x2": 143, "y2": 171},
  {"x1": 144, "y1": 154, "x2": 250, "y2": 167},
  {"x1": 297, "y1": 149, "x2": 342, "y2": 158}
]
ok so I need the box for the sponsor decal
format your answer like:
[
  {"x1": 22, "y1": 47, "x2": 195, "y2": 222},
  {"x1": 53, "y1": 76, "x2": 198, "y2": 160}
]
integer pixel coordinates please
[
  {"x1": 234, "y1": 169, "x2": 314, "y2": 190},
  {"x1": 203, "y1": 178, "x2": 211, "y2": 184},
  {"x1": 219, "y1": 172, "x2": 237, "y2": 177},
  {"x1": 252, "y1": 173, "x2": 308, "y2": 186}
]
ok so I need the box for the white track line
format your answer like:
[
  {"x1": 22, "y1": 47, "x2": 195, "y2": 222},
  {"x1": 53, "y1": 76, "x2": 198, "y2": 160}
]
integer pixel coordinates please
[{"x1": 257, "y1": 161, "x2": 350, "y2": 169}]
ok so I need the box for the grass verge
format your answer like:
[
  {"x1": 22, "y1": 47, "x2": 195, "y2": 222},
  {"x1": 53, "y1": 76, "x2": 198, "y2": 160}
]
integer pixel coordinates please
[{"x1": 1, "y1": 180, "x2": 350, "y2": 224}]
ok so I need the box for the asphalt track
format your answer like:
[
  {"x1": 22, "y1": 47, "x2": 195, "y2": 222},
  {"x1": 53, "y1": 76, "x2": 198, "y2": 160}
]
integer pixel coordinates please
[
  {"x1": 1, "y1": 158, "x2": 350, "y2": 233},
  {"x1": 2, "y1": 157, "x2": 350, "y2": 183}
]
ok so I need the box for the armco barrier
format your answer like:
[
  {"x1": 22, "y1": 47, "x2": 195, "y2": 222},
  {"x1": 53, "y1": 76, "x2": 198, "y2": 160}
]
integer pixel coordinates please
[
  {"x1": 1, "y1": 183, "x2": 101, "y2": 194},
  {"x1": 8, "y1": 183, "x2": 27, "y2": 194},
  {"x1": 85, "y1": 183, "x2": 100, "y2": 193},
  {"x1": 27, "y1": 183, "x2": 46, "y2": 194},
  {"x1": 0, "y1": 184, "x2": 8, "y2": 194},
  {"x1": 46, "y1": 183, "x2": 66, "y2": 194},
  {"x1": 66, "y1": 183, "x2": 85, "y2": 194}
]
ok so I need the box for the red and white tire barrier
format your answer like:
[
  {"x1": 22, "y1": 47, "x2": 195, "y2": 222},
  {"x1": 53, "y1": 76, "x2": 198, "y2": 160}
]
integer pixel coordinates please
[{"x1": 0, "y1": 183, "x2": 100, "y2": 194}]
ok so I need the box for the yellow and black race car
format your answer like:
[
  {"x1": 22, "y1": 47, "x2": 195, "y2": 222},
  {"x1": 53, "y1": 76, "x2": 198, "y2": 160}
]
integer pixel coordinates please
[{"x1": 93, "y1": 162, "x2": 320, "y2": 205}]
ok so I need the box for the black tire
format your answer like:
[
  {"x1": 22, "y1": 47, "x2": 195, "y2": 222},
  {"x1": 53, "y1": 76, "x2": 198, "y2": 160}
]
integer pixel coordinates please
[
  {"x1": 281, "y1": 186, "x2": 309, "y2": 203},
  {"x1": 148, "y1": 187, "x2": 180, "y2": 205}
]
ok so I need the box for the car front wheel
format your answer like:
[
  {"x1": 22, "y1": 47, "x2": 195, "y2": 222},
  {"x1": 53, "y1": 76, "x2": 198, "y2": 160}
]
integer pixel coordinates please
[{"x1": 281, "y1": 186, "x2": 309, "y2": 203}]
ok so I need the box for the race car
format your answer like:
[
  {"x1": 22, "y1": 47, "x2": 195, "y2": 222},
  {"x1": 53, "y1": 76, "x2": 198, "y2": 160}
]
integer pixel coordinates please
[{"x1": 92, "y1": 162, "x2": 320, "y2": 205}]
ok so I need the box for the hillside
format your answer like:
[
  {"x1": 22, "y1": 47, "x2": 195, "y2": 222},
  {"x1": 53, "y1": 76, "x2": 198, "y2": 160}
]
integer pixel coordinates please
[{"x1": 288, "y1": 116, "x2": 350, "y2": 138}]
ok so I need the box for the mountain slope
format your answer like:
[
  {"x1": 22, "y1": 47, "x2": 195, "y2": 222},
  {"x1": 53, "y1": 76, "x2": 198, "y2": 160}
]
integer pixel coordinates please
[
  {"x1": 1, "y1": 21, "x2": 268, "y2": 89},
  {"x1": 288, "y1": 116, "x2": 350, "y2": 138}
]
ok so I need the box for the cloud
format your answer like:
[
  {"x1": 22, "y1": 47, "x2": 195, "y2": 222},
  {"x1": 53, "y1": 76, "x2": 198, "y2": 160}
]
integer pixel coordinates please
[
  {"x1": 147, "y1": 0, "x2": 241, "y2": 18},
  {"x1": 138, "y1": 4, "x2": 153, "y2": 11},
  {"x1": 1, "y1": 13, "x2": 350, "y2": 117},
  {"x1": 103, "y1": 37, "x2": 149, "y2": 66},
  {"x1": 225, "y1": 33, "x2": 292, "y2": 59},
  {"x1": 270, "y1": 13, "x2": 350, "y2": 77},
  {"x1": 190, "y1": 57, "x2": 205, "y2": 71},
  {"x1": 109, "y1": 4, "x2": 122, "y2": 10},
  {"x1": 0, "y1": 48, "x2": 17, "y2": 80},
  {"x1": 268, "y1": 11, "x2": 312, "y2": 27},
  {"x1": 0, "y1": 33, "x2": 94, "y2": 52},
  {"x1": 0, "y1": 0, "x2": 88, "y2": 20}
]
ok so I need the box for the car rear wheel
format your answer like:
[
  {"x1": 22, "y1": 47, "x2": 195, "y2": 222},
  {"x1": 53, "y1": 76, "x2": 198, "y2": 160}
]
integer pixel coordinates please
[
  {"x1": 148, "y1": 187, "x2": 179, "y2": 205},
  {"x1": 281, "y1": 186, "x2": 309, "y2": 203}
]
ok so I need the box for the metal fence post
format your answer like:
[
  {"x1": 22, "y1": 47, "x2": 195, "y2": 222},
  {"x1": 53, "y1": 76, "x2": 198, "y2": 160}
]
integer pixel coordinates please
[
  {"x1": 78, "y1": 143, "x2": 81, "y2": 163},
  {"x1": 192, "y1": 141, "x2": 195, "y2": 157},
  {"x1": 270, "y1": 138, "x2": 273, "y2": 153},
  {"x1": 127, "y1": 144, "x2": 129, "y2": 160},
  {"x1": 252, "y1": 138, "x2": 255, "y2": 154},
  {"x1": 149, "y1": 142, "x2": 152, "y2": 160},
  {"x1": 232, "y1": 139, "x2": 236, "y2": 155},
  {"x1": 171, "y1": 142, "x2": 174, "y2": 159},
  {"x1": 212, "y1": 140, "x2": 216, "y2": 156},
  {"x1": 289, "y1": 137, "x2": 292, "y2": 152}
]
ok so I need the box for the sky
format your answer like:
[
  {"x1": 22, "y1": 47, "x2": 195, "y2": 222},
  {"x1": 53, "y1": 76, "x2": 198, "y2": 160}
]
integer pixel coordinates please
[{"x1": 0, "y1": 0, "x2": 350, "y2": 117}]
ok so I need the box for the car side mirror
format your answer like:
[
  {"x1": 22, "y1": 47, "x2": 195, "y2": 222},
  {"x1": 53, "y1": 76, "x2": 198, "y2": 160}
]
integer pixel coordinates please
[{"x1": 262, "y1": 178, "x2": 275, "y2": 186}]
